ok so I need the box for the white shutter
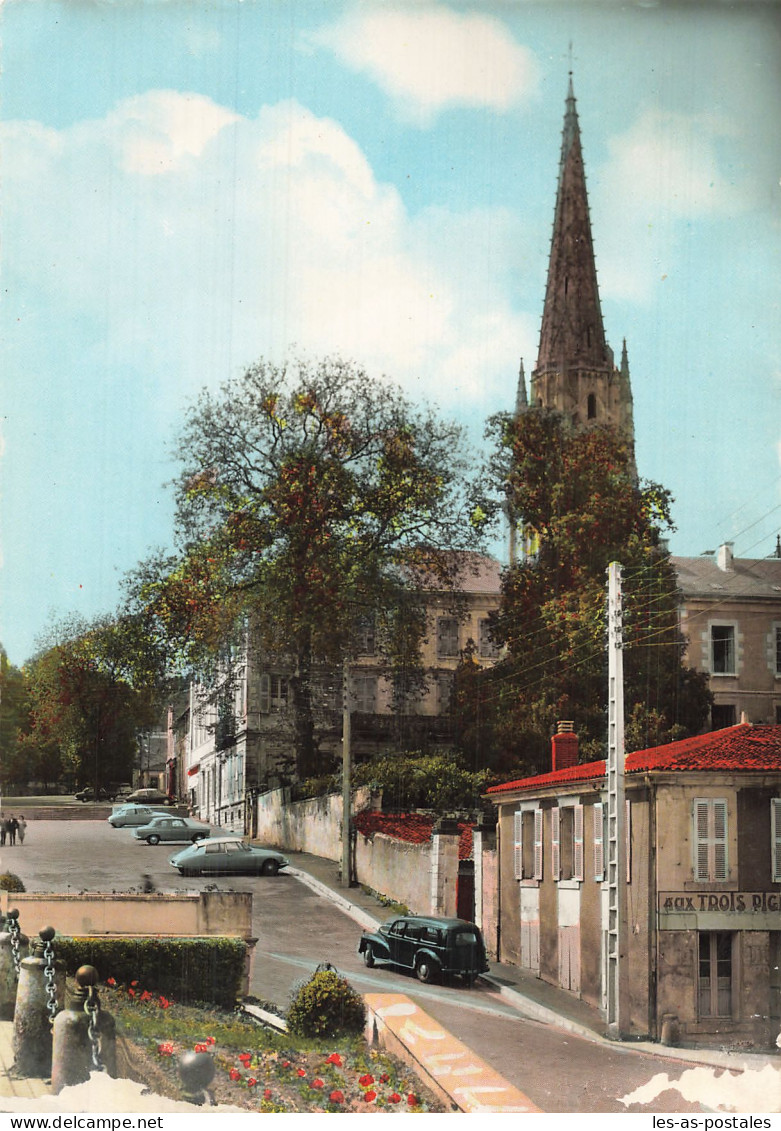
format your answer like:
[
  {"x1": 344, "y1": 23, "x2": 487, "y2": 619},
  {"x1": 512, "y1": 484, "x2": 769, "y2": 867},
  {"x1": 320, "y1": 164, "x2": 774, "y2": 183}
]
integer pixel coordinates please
[
  {"x1": 772, "y1": 799, "x2": 781, "y2": 883},
  {"x1": 513, "y1": 811, "x2": 523, "y2": 880},
  {"x1": 552, "y1": 807, "x2": 561, "y2": 880},
  {"x1": 573, "y1": 804, "x2": 584, "y2": 881},
  {"x1": 694, "y1": 798, "x2": 728, "y2": 881},
  {"x1": 713, "y1": 799, "x2": 728, "y2": 881},
  {"x1": 534, "y1": 808, "x2": 544, "y2": 880},
  {"x1": 593, "y1": 803, "x2": 604, "y2": 880},
  {"x1": 694, "y1": 798, "x2": 711, "y2": 881}
]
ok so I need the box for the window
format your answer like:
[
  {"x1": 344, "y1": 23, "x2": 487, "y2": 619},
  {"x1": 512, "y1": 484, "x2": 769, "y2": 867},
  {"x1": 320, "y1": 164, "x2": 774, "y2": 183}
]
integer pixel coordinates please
[
  {"x1": 587, "y1": 393, "x2": 597, "y2": 420},
  {"x1": 694, "y1": 798, "x2": 728, "y2": 881},
  {"x1": 478, "y1": 618, "x2": 500, "y2": 659},
  {"x1": 698, "y1": 932, "x2": 732, "y2": 1017},
  {"x1": 711, "y1": 704, "x2": 736, "y2": 729},
  {"x1": 710, "y1": 624, "x2": 736, "y2": 674},
  {"x1": 355, "y1": 616, "x2": 376, "y2": 657},
  {"x1": 437, "y1": 674, "x2": 453, "y2": 715},
  {"x1": 775, "y1": 626, "x2": 781, "y2": 677},
  {"x1": 437, "y1": 617, "x2": 459, "y2": 658},
  {"x1": 772, "y1": 799, "x2": 781, "y2": 883},
  {"x1": 552, "y1": 804, "x2": 583, "y2": 881},
  {"x1": 259, "y1": 674, "x2": 288, "y2": 713},
  {"x1": 353, "y1": 674, "x2": 377, "y2": 714},
  {"x1": 513, "y1": 809, "x2": 543, "y2": 881}
]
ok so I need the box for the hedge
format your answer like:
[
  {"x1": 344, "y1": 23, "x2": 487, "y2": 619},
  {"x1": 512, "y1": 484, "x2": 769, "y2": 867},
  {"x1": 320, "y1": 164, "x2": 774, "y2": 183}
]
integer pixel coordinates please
[{"x1": 54, "y1": 935, "x2": 247, "y2": 1010}]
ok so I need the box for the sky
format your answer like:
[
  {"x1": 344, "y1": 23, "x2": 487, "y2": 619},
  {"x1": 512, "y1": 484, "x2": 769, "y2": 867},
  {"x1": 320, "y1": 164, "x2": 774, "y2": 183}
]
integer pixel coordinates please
[{"x1": 1, "y1": 0, "x2": 780, "y2": 668}]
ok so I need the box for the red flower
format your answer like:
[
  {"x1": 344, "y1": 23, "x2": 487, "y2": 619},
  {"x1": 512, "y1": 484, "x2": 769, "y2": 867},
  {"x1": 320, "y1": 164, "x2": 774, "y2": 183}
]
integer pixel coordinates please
[
  {"x1": 310, "y1": 1078, "x2": 324, "y2": 1089},
  {"x1": 389, "y1": 1093, "x2": 401, "y2": 1104},
  {"x1": 229, "y1": 1068, "x2": 241, "y2": 1082},
  {"x1": 329, "y1": 1091, "x2": 344, "y2": 1104},
  {"x1": 130, "y1": 980, "x2": 138, "y2": 987},
  {"x1": 206, "y1": 1036, "x2": 216, "y2": 1046},
  {"x1": 297, "y1": 1068, "x2": 306, "y2": 1078},
  {"x1": 194, "y1": 1043, "x2": 208, "y2": 1053},
  {"x1": 157, "y1": 1042, "x2": 174, "y2": 1057},
  {"x1": 380, "y1": 1073, "x2": 390, "y2": 1083},
  {"x1": 407, "y1": 1093, "x2": 419, "y2": 1105},
  {"x1": 263, "y1": 1088, "x2": 272, "y2": 1100},
  {"x1": 238, "y1": 1053, "x2": 252, "y2": 1065},
  {"x1": 247, "y1": 1078, "x2": 257, "y2": 1087},
  {"x1": 364, "y1": 1090, "x2": 377, "y2": 1103},
  {"x1": 106, "y1": 977, "x2": 116, "y2": 987},
  {"x1": 127, "y1": 988, "x2": 136, "y2": 998},
  {"x1": 282, "y1": 1061, "x2": 291, "y2": 1068},
  {"x1": 325, "y1": 1052, "x2": 343, "y2": 1066},
  {"x1": 359, "y1": 1074, "x2": 374, "y2": 1087}
]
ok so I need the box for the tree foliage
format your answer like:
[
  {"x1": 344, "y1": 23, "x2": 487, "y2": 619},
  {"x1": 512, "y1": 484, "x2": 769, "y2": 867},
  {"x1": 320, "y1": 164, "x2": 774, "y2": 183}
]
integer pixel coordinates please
[
  {"x1": 0, "y1": 648, "x2": 32, "y2": 788},
  {"x1": 452, "y1": 411, "x2": 711, "y2": 775},
  {"x1": 18, "y1": 615, "x2": 168, "y2": 789},
  {"x1": 127, "y1": 357, "x2": 485, "y2": 777}
]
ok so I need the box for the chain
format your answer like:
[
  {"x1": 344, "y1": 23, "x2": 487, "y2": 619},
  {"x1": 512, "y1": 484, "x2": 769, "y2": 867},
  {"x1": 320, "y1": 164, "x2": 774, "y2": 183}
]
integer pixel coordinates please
[
  {"x1": 8, "y1": 918, "x2": 21, "y2": 979},
  {"x1": 43, "y1": 938, "x2": 57, "y2": 1024},
  {"x1": 84, "y1": 988, "x2": 104, "y2": 1072}
]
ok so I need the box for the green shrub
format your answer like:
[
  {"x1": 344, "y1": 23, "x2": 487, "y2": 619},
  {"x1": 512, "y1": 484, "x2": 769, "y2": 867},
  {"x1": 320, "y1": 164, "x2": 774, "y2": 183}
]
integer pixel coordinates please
[
  {"x1": 0, "y1": 873, "x2": 25, "y2": 893},
  {"x1": 287, "y1": 966, "x2": 366, "y2": 1039},
  {"x1": 53, "y1": 936, "x2": 247, "y2": 1010}
]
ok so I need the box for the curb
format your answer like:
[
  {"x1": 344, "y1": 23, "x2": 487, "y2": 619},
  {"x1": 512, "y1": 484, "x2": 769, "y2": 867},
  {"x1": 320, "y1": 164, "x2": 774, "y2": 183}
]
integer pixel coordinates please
[{"x1": 287, "y1": 867, "x2": 381, "y2": 932}]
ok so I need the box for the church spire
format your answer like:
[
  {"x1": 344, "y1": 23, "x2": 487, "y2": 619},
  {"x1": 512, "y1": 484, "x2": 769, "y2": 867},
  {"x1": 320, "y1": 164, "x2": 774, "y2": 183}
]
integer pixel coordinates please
[
  {"x1": 536, "y1": 75, "x2": 609, "y2": 375},
  {"x1": 515, "y1": 358, "x2": 528, "y2": 416}
]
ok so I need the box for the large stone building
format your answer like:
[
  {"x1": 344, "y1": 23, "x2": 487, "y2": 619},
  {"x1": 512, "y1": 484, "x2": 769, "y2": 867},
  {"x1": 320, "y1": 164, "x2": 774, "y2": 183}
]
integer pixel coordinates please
[
  {"x1": 177, "y1": 553, "x2": 502, "y2": 830},
  {"x1": 486, "y1": 722, "x2": 781, "y2": 1049},
  {"x1": 673, "y1": 541, "x2": 781, "y2": 729}
]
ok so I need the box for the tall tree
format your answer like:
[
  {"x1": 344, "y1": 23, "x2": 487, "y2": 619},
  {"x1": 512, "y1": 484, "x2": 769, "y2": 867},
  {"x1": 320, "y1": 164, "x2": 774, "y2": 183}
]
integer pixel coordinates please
[
  {"x1": 0, "y1": 647, "x2": 32, "y2": 789},
  {"x1": 126, "y1": 356, "x2": 485, "y2": 777},
  {"x1": 452, "y1": 410, "x2": 711, "y2": 774},
  {"x1": 20, "y1": 616, "x2": 168, "y2": 790}
]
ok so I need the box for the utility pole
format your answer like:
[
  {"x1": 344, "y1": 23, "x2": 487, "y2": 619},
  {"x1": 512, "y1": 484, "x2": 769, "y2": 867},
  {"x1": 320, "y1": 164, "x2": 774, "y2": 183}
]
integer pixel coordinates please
[
  {"x1": 606, "y1": 562, "x2": 629, "y2": 1038},
  {"x1": 341, "y1": 659, "x2": 352, "y2": 888}
]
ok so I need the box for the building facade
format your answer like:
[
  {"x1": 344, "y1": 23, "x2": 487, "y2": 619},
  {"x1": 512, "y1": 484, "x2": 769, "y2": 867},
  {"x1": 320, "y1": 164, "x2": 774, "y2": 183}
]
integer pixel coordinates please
[
  {"x1": 487, "y1": 723, "x2": 781, "y2": 1049},
  {"x1": 177, "y1": 554, "x2": 502, "y2": 830},
  {"x1": 673, "y1": 542, "x2": 781, "y2": 728}
]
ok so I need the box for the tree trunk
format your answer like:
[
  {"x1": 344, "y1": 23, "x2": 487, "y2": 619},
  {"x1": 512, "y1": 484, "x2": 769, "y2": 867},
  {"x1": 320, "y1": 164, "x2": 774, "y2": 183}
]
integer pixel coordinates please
[{"x1": 289, "y1": 632, "x2": 317, "y2": 779}]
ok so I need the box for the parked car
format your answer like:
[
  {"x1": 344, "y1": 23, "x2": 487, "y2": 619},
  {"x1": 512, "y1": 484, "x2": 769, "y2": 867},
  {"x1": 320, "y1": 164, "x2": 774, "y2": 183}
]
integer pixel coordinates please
[
  {"x1": 74, "y1": 786, "x2": 116, "y2": 802},
  {"x1": 108, "y1": 805, "x2": 170, "y2": 828},
  {"x1": 133, "y1": 816, "x2": 212, "y2": 845},
  {"x1": 358, "y1": 915, "x2": 489, "y2": 985},
  {"x1": 124, "y1": 788, "x2": 175, "y2": 806},
  {"x1": 169, "y1": 837, "x2": 289, "y2": 877}
]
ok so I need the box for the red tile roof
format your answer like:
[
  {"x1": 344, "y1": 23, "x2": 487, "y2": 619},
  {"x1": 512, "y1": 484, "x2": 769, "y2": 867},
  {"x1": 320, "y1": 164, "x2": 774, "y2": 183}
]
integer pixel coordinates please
[
  {"x1": 486, "y1": 724, "x2": 781, "y2": 796},
  {"x1": 353, "y1": 810, "x2": 474, "y2": 859}
]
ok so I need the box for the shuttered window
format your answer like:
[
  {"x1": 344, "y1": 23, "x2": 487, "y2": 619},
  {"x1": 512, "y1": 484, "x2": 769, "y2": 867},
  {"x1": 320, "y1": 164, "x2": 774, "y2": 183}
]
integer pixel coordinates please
[
  {"x1": 551, "y1": 806, "x2": 561, "y2": 880},
  {"x1": 513, "y1": 811, "x2": 523, "y2": 880},
  {"x1": 694, "y1": 798, "x2": 728, "y2": 881},
  {"x1": 514, "y1": 809, "x2": 543, "y2": 881},
  {"x1": 534, "y1": 808, "x2": 543, "y2": 881},
  {"x1": 573, "y1": 804, "x2": 584, "y2": 881},
  {"x1": 772, "y1": 799, "x2": 781, "y2": 884},
  {"x1": 553, "y1": 804, "x2": 583, "y2": 882},
  {"x1": 437, "y1": 617, "x2": 459, "y2": 658}
]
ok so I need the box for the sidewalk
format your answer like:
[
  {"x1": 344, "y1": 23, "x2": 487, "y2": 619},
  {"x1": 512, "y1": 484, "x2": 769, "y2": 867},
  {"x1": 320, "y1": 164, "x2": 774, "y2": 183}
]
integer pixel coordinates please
[
  {"x1": 0, "y1": 1024, "x2": 50, "y2": 1100},
  {"x1": 286, "y1": 850, "x2": 781, "y2": 1077}
]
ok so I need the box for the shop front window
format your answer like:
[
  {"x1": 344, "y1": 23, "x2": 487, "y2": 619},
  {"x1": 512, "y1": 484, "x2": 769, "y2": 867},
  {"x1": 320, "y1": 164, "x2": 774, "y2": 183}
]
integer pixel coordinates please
[{"x1": 698, "y1": 932, "x2": 732, "y2": 1017}]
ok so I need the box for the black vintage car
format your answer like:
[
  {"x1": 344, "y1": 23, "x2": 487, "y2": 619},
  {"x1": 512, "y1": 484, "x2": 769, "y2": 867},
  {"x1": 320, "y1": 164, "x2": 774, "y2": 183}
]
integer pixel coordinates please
[{"x1": 358, "y1": 915, "x2": 489, "y2": 986}]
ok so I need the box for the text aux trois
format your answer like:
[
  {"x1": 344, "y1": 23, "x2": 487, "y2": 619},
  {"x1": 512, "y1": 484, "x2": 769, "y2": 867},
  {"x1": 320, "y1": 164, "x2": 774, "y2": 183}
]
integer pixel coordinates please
[{"x1": 662, "y1": 891, "x2": 781, "y2": 914}]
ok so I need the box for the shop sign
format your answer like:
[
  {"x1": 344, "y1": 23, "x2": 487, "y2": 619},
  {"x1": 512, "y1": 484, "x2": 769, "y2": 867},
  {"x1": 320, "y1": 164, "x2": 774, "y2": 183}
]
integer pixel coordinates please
[{"x1": 659, "y1": 891, "x2": 781, "y2": 914}]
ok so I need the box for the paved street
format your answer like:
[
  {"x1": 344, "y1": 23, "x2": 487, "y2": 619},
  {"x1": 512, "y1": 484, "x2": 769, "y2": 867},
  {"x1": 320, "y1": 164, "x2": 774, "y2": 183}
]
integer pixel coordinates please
[{"x1": 3, "y1": 818, "x2": 709, "y2": 1113}]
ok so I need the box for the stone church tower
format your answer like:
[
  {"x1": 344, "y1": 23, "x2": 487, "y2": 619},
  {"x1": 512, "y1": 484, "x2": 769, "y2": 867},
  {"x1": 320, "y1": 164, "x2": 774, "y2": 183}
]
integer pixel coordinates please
[
  {"x1": 509, "y1": 78, "x2": 636, "y2": 563},
  {"x1": 521, "y1": 77, "x2": 635, "y2": 456}
]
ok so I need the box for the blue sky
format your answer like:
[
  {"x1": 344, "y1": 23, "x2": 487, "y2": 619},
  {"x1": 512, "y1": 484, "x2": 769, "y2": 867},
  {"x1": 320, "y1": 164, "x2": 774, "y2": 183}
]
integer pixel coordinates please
[{"x1": 2, "y1": 0, "x2": 780, "y2": 667}]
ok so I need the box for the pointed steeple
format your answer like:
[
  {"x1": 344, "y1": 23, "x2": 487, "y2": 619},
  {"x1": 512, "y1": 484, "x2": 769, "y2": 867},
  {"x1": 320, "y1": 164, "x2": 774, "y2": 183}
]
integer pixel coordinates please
[
  {"x1": 515, "y1": 358, "x2": 528, "y2": 416},
  {"x1": 536, "y1": 75, "x2": 609, "y2": 375},
  {"x1": 620, "y1": 338, "x2": 629, "y2": 380}
]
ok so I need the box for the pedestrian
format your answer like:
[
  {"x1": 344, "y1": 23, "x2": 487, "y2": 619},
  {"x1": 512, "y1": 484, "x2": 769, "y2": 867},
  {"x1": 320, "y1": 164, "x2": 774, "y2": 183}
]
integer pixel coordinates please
[
  {"x1": 0, "y1": 815, "x2": 5, "y2": 847},
  {"x1": 8, "y1": 817, "x2": 18, "y2": 846},
  {"x1": 17, "y1": 816, "x2": 26, "y2": 845}
]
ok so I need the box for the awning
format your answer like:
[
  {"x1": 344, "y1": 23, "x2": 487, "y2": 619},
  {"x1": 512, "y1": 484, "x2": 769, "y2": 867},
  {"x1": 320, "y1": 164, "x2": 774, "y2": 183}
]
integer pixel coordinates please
[{"x1": 187, "y1": 764, "x2": 200, "y2": 776}]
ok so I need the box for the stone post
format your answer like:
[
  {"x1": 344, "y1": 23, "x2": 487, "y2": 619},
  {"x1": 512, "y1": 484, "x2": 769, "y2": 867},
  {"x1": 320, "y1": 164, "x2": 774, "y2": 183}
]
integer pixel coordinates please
[{"x1": 430, "y1": 818, "x2": 460, "y2": 918}]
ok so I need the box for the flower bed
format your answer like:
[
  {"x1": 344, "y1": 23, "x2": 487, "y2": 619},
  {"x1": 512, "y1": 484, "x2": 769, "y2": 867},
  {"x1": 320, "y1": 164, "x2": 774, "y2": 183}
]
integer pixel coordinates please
[{"x1": 104, "y1": 979, "x2": 445, "y2": 1113}]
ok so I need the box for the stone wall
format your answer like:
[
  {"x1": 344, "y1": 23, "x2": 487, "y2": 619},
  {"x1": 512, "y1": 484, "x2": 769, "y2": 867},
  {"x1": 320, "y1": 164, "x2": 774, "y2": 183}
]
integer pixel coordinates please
[{"x1": 3, "y1": 890, "x2": 253, "y2": 941}]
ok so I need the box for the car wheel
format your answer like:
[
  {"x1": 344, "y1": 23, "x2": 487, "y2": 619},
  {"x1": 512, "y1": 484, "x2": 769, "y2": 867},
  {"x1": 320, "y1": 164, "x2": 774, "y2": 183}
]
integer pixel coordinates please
[
  {"x1": 147, "y1": 834, "x2": 160, "y2": 846},
  {"x1": 415, "y1": 957, "x2": 436, "y2": 984},
  {"x1": 261, "y1": 858, "x2": 279, "y2": 876},
  {"x1": 363, "y1": 945, "x2": 375, "y2": 969}
]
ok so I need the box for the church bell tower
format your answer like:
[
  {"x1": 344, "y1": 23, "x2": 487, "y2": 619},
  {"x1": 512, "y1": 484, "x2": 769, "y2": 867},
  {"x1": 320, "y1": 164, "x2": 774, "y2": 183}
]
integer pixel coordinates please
[{"x1": 522, "y1": 77, "x2": 635, "y2": 458}]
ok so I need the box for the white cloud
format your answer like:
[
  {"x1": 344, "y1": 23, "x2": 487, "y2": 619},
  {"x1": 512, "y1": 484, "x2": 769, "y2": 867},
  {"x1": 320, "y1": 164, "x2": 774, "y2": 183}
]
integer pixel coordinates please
[
  {"x1": 593, "y1": 107, "x2": 748, "y2": 303},
  {"x1": 312, "y1": 3, "x2": 540, "y2": 124},
  {"x1": 1, "y1": 92, "x2": 524, "y2": 418}
]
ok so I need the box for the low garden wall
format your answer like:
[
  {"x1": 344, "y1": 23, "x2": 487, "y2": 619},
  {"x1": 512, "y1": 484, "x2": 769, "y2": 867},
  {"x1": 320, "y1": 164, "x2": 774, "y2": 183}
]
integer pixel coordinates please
[{"x1": 1, "y1": 889, "x2": 253, "y2": 941}]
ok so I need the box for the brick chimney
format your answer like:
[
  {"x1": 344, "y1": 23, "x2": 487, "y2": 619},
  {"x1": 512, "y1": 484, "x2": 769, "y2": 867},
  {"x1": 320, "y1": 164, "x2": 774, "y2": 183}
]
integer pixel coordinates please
[{"x1": 551, "y1": 721, "x2": 579, "y2": 771}]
